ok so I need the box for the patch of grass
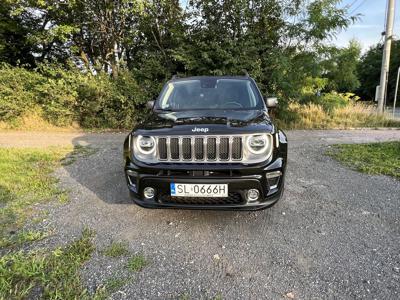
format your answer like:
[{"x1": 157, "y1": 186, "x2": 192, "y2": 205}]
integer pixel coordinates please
[
  {"x1": 103, "y1": 241, "x2": 129, "y2": 257},
  {"x1": 103, "y1": 277, "x2": 129, "y2": 293},
  {"x1": 276, "y1": 102, "x2": 400, "y2": 129},
  {"x1": 179, "y1": 293, "x2": 191, "y2": 300},
  {"x1": 0, "y1": 107, "x2": 81, "y2": 132},
  {"x1": 0, "y1": 230, "x2": 49, "y2": 248},
  {"x1": 61, "y1": 145, "x2": 97, "y2": 166},
  {"x1": 127, "y1": 254, "x2": 148, "y2": 272},
  {"x1": 0, "y1": 228, "x2": 95, "y2": 299},
  {"x1": 0, "y1": 145, "x2": 96, "y2": 249},
  {"x1": 0, "y1": 147, "x2": 72, "y2": 248},
  {"x1": 328, "y1": 141, "x2": 400, "y2": 178},
  {"x1": 0, "y1": 146, "x2": 102, "y2": 299}
]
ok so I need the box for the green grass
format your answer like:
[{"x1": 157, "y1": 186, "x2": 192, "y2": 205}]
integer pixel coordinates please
[
  {"x1": 0, "y1": 147, "x2": 72, "y2": 248},
  {"x1": 103, "y1": 241, "x2": 129, "y2": 257},
  {"x1": 328, "y1": 141, "x2": 400, "y2": 179},
  {"x1": 103, "y1": 277, "x2": 130, "y2": 293},
  {"x1": 0, "y1": 146, "x2": 97, "y2": 248},
  {"x1": 127, "y1": 254, "x2": 148, "y2": 272},
  {"x1": 0, "y1": 146, "x2": 102, "y2": 299},
  {"x1": 0, "y1": 228, "x2": 95, "y2": 299},
  {"x1": 61, "y1": 145, "x2": 97, "y2": 166}
]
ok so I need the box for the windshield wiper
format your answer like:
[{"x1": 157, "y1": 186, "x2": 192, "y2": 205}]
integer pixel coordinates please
[{"x1": 156, "y1": 107, "x2": 174, "y2": 112}]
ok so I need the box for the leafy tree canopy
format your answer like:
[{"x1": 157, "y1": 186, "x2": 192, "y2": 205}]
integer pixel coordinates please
[
  {"x1": 357, "y1": 39, "x2": 400, "y2": 103},
  {"x1": 0, "y1": 0, "x2": 359, "y2": 100}
]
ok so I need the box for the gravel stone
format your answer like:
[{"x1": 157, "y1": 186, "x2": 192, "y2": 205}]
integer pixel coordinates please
[{"x1": 2, "y1": 129, "x2": 400, "y2": 299}]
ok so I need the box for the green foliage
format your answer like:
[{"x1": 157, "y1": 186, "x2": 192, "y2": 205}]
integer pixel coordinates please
[
  {"x1": 317, "y1": 92, "x2": 351, "y2": 111},
  {"x1": 0, "y1": 147, "x2": 71, "y2": 248},
  {"x1": 102, "y1": 277, "x2": 130, "y2": 294},
  {"x1": 0, "y1": 147, "x2": 106, "y2": 299},
  {"x1": 0, "y1": 0, "x2": 368, "y2": 128},
  {"x1": 127, "y1": 254, "x2": 148, "y2": 272},
  {"x1": 324, "y1": 40, "x2": 361, "y2": 92},
  {"x1": 103, "y1": 241, "x2": 129, "y2": 258},
  {"x1": 0, "y1": 65, "x2": 42, "y2": 121},
  {"x1": 357, "y1": 40, "x2": 400, "y2": 103},
  {"x1": 0, "y1": 228, "x2": 95, "y2": 299},
  {"x1": 0, "y1": 145, "x2": 96, "y2": 249},
  {"x1": 298, "y1": 76, "x2": 353, "y2": 111},
  {"x1": 328, "y1": 142, "x2": 400, "y2": 179},
  {"x1": 0, "y1": 64, "x2": 149, "y2": 128}
]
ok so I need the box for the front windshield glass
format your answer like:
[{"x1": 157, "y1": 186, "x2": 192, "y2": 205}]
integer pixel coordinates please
[{"x1": 158, "y1": 78, "x2": 263, "y2": 110}]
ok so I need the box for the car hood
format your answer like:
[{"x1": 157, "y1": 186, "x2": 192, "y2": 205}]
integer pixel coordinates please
[{"x1": 134, "y1": 109, "x2": 275, "y2": 135}]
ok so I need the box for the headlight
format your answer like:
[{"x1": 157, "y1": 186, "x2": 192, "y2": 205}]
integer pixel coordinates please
[
  {"x1": 133, "y1": 135, "x2": 157, "y2": 163},
  {"x1": 247, "y1": 134, "x2": 269, "y2": 154},
  {"x1": 136, "y1": 135, "x2": 155, "y2": 154},
  {"x1": 243, "y1": 133, "x2": 273, "y2": 162}
]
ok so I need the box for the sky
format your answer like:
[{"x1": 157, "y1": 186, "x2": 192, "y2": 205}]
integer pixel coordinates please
[{"x1": 334, "y1": 0, "x2": 399, "y2": 51}]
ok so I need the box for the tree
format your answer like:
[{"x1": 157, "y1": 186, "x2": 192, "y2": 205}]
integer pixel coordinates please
[
  {"x1": 0, "y1": 1, "x2": 34, "y2": 66},
  {"x1": 61, "y1": 0, "x2": 145, "y2": 77},
  {"x1": 357, "y1": 39, "x2": 400, "y2": 103},
  {"x1": 0, "y1": 0, "x2": 79, "y2": 66},
  {"x1": 181, "y1": 0, "x2": 356, "y2": 99},
  {"x1": 0, "y1": 0, "x2": 356, "y2": 98},
  {"x1": 323, "y1": 40, "x2": 361, "y2": 92}
]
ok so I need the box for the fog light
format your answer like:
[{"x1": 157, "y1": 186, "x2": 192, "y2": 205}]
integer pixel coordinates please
[
  {"x1": 266, "y1": 171, "x2": 282, "y2": 189},
  {"x1": 246, "y1": 189, "x2": 260, "y2": 202},
  {"x1": 143, "y1": 187, "x2": 155, "y2": 199}
]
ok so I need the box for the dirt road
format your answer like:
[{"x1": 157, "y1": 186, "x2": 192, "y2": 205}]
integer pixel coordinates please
[{"x1": 3, "y1": 129, "x2": 399, "y2": 299}]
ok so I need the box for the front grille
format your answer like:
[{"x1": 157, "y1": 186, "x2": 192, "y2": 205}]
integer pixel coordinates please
[
  {"x1": 157, "y1": 136, "x2": 243, "y2": 162},
  {"x1": 159, "y1": 192, "x2": 244, "y2": 205}
]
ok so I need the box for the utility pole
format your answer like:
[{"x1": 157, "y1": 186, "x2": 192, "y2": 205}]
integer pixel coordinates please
[{"x1": 377, "y1": 0, "x2": 396, "y2": 113}]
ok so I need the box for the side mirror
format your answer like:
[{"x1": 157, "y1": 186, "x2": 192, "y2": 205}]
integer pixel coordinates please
[
  {"x1": 266, "y1": 97, "x2": 278, "y2": 108},
  {"x1": 146, "y1": 100, "x2": 155, "y2": 109}
]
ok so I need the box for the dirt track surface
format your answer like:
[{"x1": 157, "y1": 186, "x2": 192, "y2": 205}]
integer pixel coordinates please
[{"x1": 3, "y1": 129, "x2": 400, "y2": 299}]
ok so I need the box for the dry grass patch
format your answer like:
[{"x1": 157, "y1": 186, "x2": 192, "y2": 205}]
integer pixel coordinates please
[
  {"x1": 0, "y1": 108, "x2": 81, "y2": 132},
  {"x1": 277, "y1": 102, "x2": 400, "y2": 129}
]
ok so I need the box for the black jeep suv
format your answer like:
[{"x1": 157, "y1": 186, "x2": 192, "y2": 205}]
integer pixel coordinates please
[{"x1": 123, "y1": 76, "x2": 287, "y2": 210}]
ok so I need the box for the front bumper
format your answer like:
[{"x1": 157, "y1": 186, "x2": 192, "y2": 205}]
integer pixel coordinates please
[{"x1": 124, "y1": 157, "x2": 286, "y2": 211}]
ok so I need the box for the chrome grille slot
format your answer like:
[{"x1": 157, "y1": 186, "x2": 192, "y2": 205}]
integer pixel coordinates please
[
  {"x1": 158, "y1": 138, "x2": 167, "y2": 160},
  {"x1": 156, "y1": 135, "x2": 245, "y2": 162},
  {"x1": 194, "y1": 138, "x2": 204, "y2": 160},
  {"x1": 219, "y1": 137, "x2": 229, "y2": 160},
  {"x1": 232, "y1": 137, "x2": 242, "y2": 160},
  {"x1": 182, "y1": 138, "x2": 192, "y2": 160},
  {"x1": 170, "y1": 137, "x2": 180, "y2": 160},
  {"x1": 207, "y1": 137, "x2": 217, "y2": 160}
]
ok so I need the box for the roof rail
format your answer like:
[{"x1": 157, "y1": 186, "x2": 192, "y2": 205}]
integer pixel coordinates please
[{"x1": 242, "y1": 69, "x2": 250, "y2": 77}]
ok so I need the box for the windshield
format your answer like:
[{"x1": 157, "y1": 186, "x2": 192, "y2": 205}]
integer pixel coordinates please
[{"x1": 157, "y1": 78, "x2": 263, "y2": 110}]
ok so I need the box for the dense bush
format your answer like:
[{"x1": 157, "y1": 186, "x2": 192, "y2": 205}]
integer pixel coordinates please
[
  {"x1": 316, "y1": 92, "x2": 352, "y2": 112},
  {"x1": 0, "y1": 65, "x2": 42, "y2": 121},
  {"x1": 0, "y1": 64, "x2": 149, "y2": 129}
]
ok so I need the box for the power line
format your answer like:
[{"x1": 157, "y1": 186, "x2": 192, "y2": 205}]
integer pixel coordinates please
[
  {"x1": 348, "y1": 0, "x2": 361, "y2": 9},
  {"x1": 349, "y1": 0, "x2": 368, "y2": 15}
]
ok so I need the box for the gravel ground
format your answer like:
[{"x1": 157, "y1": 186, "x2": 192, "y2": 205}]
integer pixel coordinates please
[{"x1": 3, "y1": 129, "x2": 400, "y2": 299}]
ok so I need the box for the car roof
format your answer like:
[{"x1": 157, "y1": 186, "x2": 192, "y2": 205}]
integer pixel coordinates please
[{"x1": 168, "y1": 75, "x2": 252, "y2": 83}]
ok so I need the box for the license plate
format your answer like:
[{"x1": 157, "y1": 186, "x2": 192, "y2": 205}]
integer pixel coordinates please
[{"x1": 170, "y1": 183, "x2": 228, "y2": 197}]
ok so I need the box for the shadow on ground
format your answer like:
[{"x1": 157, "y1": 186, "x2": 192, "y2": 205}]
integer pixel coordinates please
[{"x1": 63, "y1": 133, "x2": 276, "y2": 226}]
